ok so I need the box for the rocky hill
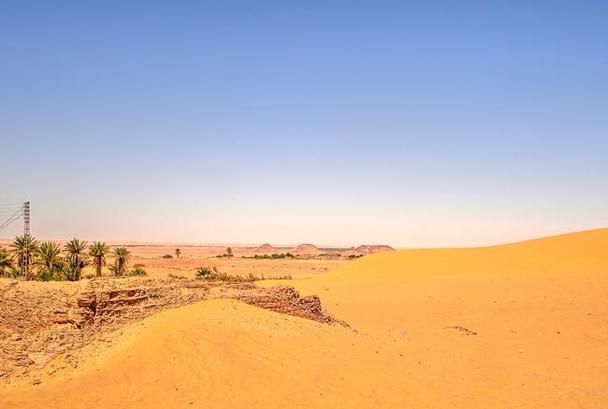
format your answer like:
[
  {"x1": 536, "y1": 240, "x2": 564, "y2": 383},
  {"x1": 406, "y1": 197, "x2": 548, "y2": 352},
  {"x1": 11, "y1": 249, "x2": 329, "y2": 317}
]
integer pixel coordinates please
[
  {"x1": 353, "y1": 245, "x2": 394, "y2": 254},
  {"x1": 254, "y1": 243, "x2": 276, "y2": 254},
  {"x1": 293, "y1": 243, "x2": 321, "y2": 255}
]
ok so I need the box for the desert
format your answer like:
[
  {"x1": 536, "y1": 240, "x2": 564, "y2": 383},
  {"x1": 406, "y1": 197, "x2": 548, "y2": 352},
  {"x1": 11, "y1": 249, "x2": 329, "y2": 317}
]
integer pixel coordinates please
[
  {"x1": 1, "y1": 229, "x2": 607, "y2": 408},
  {"x1": 2, "y1": 2, "x2": 607, "y2": 408}
]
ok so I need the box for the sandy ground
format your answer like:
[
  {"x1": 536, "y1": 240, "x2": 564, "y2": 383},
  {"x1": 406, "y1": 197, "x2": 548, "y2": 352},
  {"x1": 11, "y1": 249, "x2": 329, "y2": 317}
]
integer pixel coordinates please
[
  {"x1": 1, "y1": 228, "x2": 607, "y2": 408},
  {"x1": 127, "y1": 252, "x2": 345, "y2": 279},
  {"x1": 117, "y1": 243, "x2": 347, "y2": 278},
  {"x1": 0, "y1": 241, "x2": 349, "y2": 278}
]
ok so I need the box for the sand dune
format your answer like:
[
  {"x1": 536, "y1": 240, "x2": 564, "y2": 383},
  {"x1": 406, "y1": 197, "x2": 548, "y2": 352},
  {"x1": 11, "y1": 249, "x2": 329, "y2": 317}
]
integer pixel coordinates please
[
  {"x1": 1, "y1": 300, "x2": 412, "y2": 408},
  {"x1": 2, "y1": 229, "x2": 607, "y2": 408}
]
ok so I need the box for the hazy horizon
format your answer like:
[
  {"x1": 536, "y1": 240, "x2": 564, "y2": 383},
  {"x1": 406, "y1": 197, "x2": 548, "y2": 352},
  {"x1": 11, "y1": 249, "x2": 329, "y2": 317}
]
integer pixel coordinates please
[
  {"x1": 2, "y1": 1, "x2": 607, "y2": 247},
  {"x1": 2, "y1": 225, "x2": 608, "y2": 250}
]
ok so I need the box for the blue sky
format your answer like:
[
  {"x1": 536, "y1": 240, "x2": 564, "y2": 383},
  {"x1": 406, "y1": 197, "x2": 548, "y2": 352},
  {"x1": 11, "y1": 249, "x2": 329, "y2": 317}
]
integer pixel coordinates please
[{"x1": 1, "y1": 1, "x2": 607, "y2": 246}]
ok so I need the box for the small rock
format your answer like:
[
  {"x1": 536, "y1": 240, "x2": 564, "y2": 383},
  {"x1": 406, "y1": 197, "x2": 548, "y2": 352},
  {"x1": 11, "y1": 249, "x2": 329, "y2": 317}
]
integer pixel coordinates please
[{"x1": 28, "y1": 353, "x2": 51, "y2": 369}]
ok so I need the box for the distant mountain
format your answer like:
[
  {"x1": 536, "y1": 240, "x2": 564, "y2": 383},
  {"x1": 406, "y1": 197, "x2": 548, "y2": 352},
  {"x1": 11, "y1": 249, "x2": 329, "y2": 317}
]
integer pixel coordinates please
[
  {"x1": 353, "y1": 245, "x2": 394, "y2": 255},
  {"x1": 293, "y1": 243, "x2": 321, "y2": 255},
  {"x1": 254, "y1": 243, "x2": 276, "y2": 254}
]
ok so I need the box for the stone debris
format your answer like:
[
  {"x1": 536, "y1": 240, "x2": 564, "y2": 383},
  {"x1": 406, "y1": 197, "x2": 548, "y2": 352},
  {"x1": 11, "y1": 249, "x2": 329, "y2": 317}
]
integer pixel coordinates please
[
  {"x1": 0, "y1": 277, "x2": 345, "y2": 382},
  {"x1": 444, "y1": 325, "x2": 477, "y2": 336}
]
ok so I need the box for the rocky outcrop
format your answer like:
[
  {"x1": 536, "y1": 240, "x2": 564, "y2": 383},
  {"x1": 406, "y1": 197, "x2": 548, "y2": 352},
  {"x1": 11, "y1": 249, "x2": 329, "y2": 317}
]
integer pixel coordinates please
[
  {"x1": 253, "y1": 243, "x2": 276, "y2": 254},
  {"x1": 353, "y1": 245, "x2": 394, "y2": 255},
  {"x1": 293, "y1": 243, "x2": 321, "y2": 255},
  {"x1": 233, "y1": 287, "x2": 335, "y2": 324},
  {"x1": 0, "y1": 277, "x2": 344, "y2": 382},
  {"x1": 74, "y1": 278, "x2": 342, "y2": 329}
]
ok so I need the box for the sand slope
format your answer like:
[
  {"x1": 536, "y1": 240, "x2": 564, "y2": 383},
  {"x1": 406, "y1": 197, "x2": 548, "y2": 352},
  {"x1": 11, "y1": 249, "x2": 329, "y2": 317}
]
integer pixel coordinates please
[
  {"x1": 1, "y1": 300, "x2": 412, "y2": 408},
  {"x1": 2, "y1": 229, "x2": 607, "y2": 408},
  {"x1": 282, "y1": 228, "x2": 608, "y2": 407}
]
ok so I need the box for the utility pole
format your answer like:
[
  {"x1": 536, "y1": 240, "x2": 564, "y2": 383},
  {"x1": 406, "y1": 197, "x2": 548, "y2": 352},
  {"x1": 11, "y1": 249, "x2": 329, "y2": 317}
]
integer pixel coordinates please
[
  {"x1": 23, "y1": 201, "x2": 30, "y2": 236},
  {"x1": 22, "y1": 201, "x2": 30, "y2": 278}
]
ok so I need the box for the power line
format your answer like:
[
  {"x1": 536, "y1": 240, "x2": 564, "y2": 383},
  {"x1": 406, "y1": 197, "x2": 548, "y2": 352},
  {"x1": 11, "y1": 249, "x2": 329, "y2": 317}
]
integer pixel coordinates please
[
  {"x1": 0, "y1": 201, "x2": 32, "y2": 278},
  {"x1": 0, "y1": 213, "x2": 22, "y2": 232},
  {"x1": 0, "y1": 207, "x2": 24, "y2": 232},
  {"x1": 0, "y1": 208, "x2": 24, "y2": 214}
]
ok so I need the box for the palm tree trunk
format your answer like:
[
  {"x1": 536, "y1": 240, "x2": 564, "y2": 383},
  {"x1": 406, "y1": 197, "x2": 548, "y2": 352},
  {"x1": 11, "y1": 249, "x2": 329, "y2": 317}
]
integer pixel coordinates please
[{"x1": 96, "y1": 256, "x2": 102, "y2": 277}]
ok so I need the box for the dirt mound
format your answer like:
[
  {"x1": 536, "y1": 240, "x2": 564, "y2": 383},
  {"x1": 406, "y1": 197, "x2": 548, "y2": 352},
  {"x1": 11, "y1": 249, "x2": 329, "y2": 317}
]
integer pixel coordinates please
[
  {"x1": 254, "y1": 243, "x2": 276, "y2": 254},
  {"x1": 353, "y1": 244, "x2": 394, "y2": 254},
  {"x1": 0, "y1": 277, "x2": 344, "y2": 382},
  {"x1": 293, "y1": 243, "x2": 321, "y2": 255}
]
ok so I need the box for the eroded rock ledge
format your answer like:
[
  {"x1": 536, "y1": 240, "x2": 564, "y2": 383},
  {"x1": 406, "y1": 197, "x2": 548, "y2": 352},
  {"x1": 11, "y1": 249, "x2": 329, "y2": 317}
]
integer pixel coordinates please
[{"x1": 0, "y1": 277, "x2": 344, "y2": 382}]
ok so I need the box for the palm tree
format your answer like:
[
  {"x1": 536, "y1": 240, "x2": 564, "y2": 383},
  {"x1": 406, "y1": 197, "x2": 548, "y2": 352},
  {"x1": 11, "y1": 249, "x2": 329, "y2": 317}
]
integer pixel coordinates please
[
  {"x1": 34, "y1": 241, "x2": 64, "y2": 281},
  {"x1": 109, "y1": 246, "x2": 131, "y2": 276},
  {"x1": 175, "y1": 248, "x2": 181, "y2": 258},
  {"x1": 10, "y1": 234, "x2": 39, "y2": 280},
  {"x1": 226, "y1": 247, "x2": 233, "y2": 259},
  {"x1": 0, "y1": 247, "x2": 14, "y2": 277},
  {"x1": 88, "y1": 241, "x2": 108, "y2": 277},
  {"x1": 64, "y1": 238, "x2": 88, "y2": 281}
]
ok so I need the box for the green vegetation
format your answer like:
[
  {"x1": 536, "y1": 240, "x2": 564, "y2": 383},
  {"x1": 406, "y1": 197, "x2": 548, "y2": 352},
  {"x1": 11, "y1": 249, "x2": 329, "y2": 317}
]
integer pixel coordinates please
[
  {"x1": 64, "y1": 238, "x2": 88, "y2": 281},
  {"x1": 175, "y1": 248, "x2": 181, "y2": 258},
  {"x1": 197, "y1": 268, "x2": 257, "y2": 282},
  {"x1": 1, "y1": 236, "x2": 304, "y2": 283},
  {"x1": 0, "y1": 235, "x2": 142, "y2": 282},
  {"x1": 242, "y1": 252, "x2": 295, "y2": 260},
  {"x1": 88, "y1": 241, "x2": 108, "y2": 277},
  {"x1": 34, "y1": 241, "x2": 64, "y2": 281},
  {"x1": 129, "y1": 265, "x2": 147, "y2": 276},
  {"x1": 216, "y1": 247, "x2": 234, "y2": 258},
  {"x1": 109, "y1": 247, "x2": 131, "y2": 276},
  {"x1": 195, "y1": 266, "x2": 215, "y2": 278},
  {"x1": 195, "y1": 265, "x2": 292, "y2": 282},
  {"x1": 10, "y1": 234, "x2": 39, "y2": 280},
  {"x1": 0, "y1": 247, "x2": 18, "y2": 278}
]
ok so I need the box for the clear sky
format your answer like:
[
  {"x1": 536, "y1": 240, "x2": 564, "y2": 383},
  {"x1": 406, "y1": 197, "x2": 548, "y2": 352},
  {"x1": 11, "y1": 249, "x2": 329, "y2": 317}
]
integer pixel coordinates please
[{"x1": 1, "y1": 1, "x2": 607, "y2": 247}]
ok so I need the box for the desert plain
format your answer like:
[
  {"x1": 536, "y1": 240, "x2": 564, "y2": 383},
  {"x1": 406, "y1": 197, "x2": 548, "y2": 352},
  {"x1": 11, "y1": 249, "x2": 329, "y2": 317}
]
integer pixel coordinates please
[{"x1": 1, "y1": 229, "x2": 607, "y2": 408}]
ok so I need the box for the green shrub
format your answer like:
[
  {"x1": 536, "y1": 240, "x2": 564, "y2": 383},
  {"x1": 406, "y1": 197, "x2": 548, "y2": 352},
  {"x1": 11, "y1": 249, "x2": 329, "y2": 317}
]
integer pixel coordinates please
[
  {"x1": 36, "y1": 267, "x2": 63, "y2": 281},
  {"x1": 196, "y1": 266, "x2": 214, "y2": 278},
  {"x1": 195, "y1": 267, "x2": 292, "y2": 282},
  {"x1": 196, "y1": 266, "x2": 252, "y2": 282},
  {"x1": 9, "y1": 266, "x2": 22, "y2": 279},
  {"x1": 248, "y1": 253, "x2": 296, "y2": 260},
  {"x1": 64, "y1": 265, "x2": 82, "y2": 281},
  {"x1": 129, "y1": 266, "x2": 147, "y2": 276}
]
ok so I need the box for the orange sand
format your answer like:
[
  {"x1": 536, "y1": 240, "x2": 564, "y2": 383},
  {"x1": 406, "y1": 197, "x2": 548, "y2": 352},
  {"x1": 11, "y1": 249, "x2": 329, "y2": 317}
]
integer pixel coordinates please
[{"x1": 2, "y1": 229, "x2": 607, "y2": 408}]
